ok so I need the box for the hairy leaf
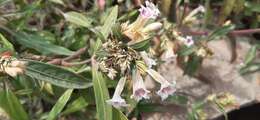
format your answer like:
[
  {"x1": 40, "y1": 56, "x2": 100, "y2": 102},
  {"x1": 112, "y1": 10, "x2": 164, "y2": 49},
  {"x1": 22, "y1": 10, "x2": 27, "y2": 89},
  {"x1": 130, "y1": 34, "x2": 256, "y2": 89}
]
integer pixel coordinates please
[
  {"x1": 47, "y1": 89, "x2": 73, "y2": 120},
  {"x1": 93, "y1": 6, "x2": 118, "y2": 53},
  {"x1": 14, "y1": 32, "x2": 74, "y2": 56},
  {"x1": 244, "y1": 45, "x2": 257, "y2": 65},
  {"x1": 207, "y1": 25, "x2": 235, "y2": 41},
  {"x1": 92, "y1": 61, "x2": 112, "y2": 120},
  {"x1": 62, "y1": 97, "x2": 88, "y2": 115},
  {"x1": 112, "y1": 108, "x2": 128, "y2": 120},
  {"x1": 64, "y1": 11, "x2": 93, "y2": 28},
  {"x1": 0, "y1": 33, "x2": 14, "y2": 52},
  {"x1": 0, "y1": 89, "x2": 29, "y2": 120},
  {"x1": 24, "y1": 60, "x2": 92, "y2": 89}
]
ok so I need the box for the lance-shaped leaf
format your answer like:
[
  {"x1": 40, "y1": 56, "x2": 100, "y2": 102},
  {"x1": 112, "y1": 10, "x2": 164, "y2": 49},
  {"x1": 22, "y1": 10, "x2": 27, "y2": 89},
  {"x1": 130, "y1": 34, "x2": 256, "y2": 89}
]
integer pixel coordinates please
[
  {"x1": 63, "y1": 11, "x2": 93, "y2": 28},
  {"x1": 129, "y1": 39, "x2": 150, "y2": 51},
  {"x1": 0, "y1": 89, "x2": 29, "y2": 120},
  {"x1": 62, "y1": 97, "x2": 88, "y2": 115},
  {"x1": 92, "y1": 60, "x2": 112, "y2": 120},
  {"x1": 0, "y1": 33, "x2": 14, "y2": 52},
  {"x1": 244, "y1": 45, "x2": 257, "y2": 65},
  {"x1": 240, "y1": 63, "x2": 260, "y2": 75},
  {"x1": 112, "y1": 108, "x2": 128, "y2": 120},
  {"x1": 47, "y1": 89, "x2": 73, "y2": 120},
  {"x1": 218, "y1": 0, "x2": 236, "y2": 24},
  {"x1": 24, "y1": 60, "x2": 92, "y2": 89},
  {"x1": 100, "y1": 6, "x2": 118, "y2": 39},
  {"x1": 48, "y1": 0, "x2": 64, "y2": 5},
  {"x1": 207, "y1": 25, "x2": 235, "y2": 41},
  {"x1": 13, "y1": 32, "x2": 74, "y2": 56},
  {"x1": 94, "y1": 5, "x2": 118, "y2": 53}
]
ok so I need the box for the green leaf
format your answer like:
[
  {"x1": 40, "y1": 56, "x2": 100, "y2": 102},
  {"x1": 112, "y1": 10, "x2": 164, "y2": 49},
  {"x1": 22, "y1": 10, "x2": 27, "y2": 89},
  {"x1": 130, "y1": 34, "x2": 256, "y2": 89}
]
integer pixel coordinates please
[
  {"x1": 47, "y1": 89, "x2": 73, "y2": 120},
  {"x1": 233, "y1": 0, "x2": 245, "y2": 14},
  {"x1": 129, "y1": 39, "x2": 150, "y2": 51},
  {"x1": 187, "y1": 101, "x2": 206, "y2": 120},
  {"x1": 137, "y1": 103, "x2": 166, "y2": 113},
  {"x1": 0, "y1": 33, "x2": 15, "y2": 52},
  {"x1": 0, "y1": 89, "x2": 29, "y2": 120},
  {"x1": 92, "y1": 61, "x2": 112, "y2": 120},
  {"x1": 48, "y1": 0, "x2": 64, "y2": 5},
  {"x1": 184, "y1": 55, "x2": 202, "y2": 76},
  {"x1": 178, "y1": 46, "x2": 197, "y2": 56},
  {"x1": 62, "y1": 97, "x2": 88, "y2": 115},
  {"x1": 89, "y1": 28, "x2": 106, "y2": 41},
  {"x1": 100, "y1": 6, "x2": 118, "y2": 39},
  {"x1": 166, "y1": 95, "x2": 188, "y2": 106},
  {"x1": 244, "y1": 45, "x2": 257, "y2": 65},
  {"x1": 240, "y1": 63, "x2": 260, "y2": 75},
  {"x1": 203, "y1": 0, "x2": 213, "y2": 27},
  {"x1": 214, "y1": 100, "x2": 228, "y2": 120},
  {"x1": 14, "y1": 32, "x2": 74, "y2": 56},
  {"x1": 218, "y1": 0, "x2": 236, "y2": 24},
  {"x1": 207, "y1": 24, "x2": 235, "y2": 41},
  {"x1": 64, "y1": 11, "x2": 93, "y2": 28},
  {"x1": 245, "y1": 1, "x2": 260, "y2": 13},
  {"x1": 93, "y1": 6, "x2": 118, "y2": 53},
  {"x1": 24, "y1": 60, "x2": 92, "y2": 89},
  {"x1": 112, "y1": 108, "x2": 128, "y2": 120}
]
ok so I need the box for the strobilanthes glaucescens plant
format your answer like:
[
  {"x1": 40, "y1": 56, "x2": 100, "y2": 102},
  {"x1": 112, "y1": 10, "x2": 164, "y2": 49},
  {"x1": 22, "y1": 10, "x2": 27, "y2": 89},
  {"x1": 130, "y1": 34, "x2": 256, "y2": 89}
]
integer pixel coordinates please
[{"x1": 96, "y1": 1, "x2": 177, "y2": 108}]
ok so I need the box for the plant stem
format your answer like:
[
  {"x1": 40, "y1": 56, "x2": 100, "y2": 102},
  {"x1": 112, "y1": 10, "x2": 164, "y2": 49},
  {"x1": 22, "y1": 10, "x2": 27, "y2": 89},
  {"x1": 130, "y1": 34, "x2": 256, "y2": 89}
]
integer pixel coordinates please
[{"x1": 183, "y1": 28, "x2": 260, "y2": 36}]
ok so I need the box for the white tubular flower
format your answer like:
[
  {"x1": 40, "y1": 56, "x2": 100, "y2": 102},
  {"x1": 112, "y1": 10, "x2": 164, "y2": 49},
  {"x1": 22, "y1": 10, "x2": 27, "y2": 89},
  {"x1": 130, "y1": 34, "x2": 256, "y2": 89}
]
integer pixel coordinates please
[
  {"x1": 123, "y1": 1, "x2": 160, "y2": 42},
  {"x1": 146, "y1": 69, "x2": 176, "y2": 100},
  {"x1": 162, "y1": 49, "x2": 177, "y2": 62},
  {"x1": 4, "y1": 67, "x2": 24, "y2": 77},
  {"x1": 161, "y1": 41, "x2": 177, "y2": 62},
  {"x1": 131, "y1": 69, "x2": 150, "y2": 101},
  {"x1": 140, "y1": 51, "x2": 156, "y2": 68},
  {"x1": 0, "y1": 57, "x2": 26, "y2": 77},
  {"x1": 184, "y1": 36, "x2": 194, "y2": 47},
  {"x1": 128, "y1": 1, "x2": 160, "y2": 31},
  {"x1": 106, "y1": 77, "x2": 128, "y2": 108},
  {"x1": 183, "y1": 5, "x2": 205, "y2": 22},
  {"x1": 142, "y1": 22, "x2": 162, "y2": 33}
]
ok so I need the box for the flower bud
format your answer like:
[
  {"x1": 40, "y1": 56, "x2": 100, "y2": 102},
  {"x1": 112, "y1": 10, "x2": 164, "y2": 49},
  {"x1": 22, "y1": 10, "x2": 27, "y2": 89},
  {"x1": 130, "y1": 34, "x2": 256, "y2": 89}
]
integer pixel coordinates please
[{"x1": 142, "y1": 22, "x2": 162, "y2": 33}]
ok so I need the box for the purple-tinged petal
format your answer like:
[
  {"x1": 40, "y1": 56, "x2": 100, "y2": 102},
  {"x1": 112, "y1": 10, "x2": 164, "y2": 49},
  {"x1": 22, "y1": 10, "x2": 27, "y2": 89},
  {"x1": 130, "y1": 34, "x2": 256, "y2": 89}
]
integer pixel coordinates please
[
  {"x1": 131, "y1": 69, "x2": 150, "y2": 101},
  {"x1": 146, "y1": 69, "x2": 176, "y2": 100},
  {"x1": 157, "y1": 82, "x2": 176, "y2": 100},
  {"x1": 184, "y1": 36, "x2": 194, "y2": 47},
  {"x1": 106, "y1": 77, "x2": 128, "y2": 108},
  {"x1": 106, "y1": 96, "x2": 128, "y2": 108},
  {"x1": 138, "y1": 1, "x2": 160, "y2": 19}
]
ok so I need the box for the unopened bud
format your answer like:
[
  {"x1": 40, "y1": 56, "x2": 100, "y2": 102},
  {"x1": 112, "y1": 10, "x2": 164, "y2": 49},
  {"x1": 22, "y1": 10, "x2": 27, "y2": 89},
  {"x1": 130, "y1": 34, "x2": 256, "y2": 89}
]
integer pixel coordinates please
[{"x1": 142, "y1": 22, "x2": 162, "y2": 32}]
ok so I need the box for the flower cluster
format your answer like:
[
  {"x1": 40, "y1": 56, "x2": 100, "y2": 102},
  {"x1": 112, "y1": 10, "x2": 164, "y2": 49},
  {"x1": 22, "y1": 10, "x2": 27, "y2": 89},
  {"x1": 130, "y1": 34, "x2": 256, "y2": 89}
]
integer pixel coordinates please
[
  {"x1": 0, "y1": 55, "x2": 26, "y2": 77},
  {"x1": 98, "y1": 39, "x2": 140, "y2": 79},
  {"x1": 105, "y1": 60, "x2": 176, "y2": 108},
  {"x1": 100, "y1": 1, "x2": 177, "y2": 108}
]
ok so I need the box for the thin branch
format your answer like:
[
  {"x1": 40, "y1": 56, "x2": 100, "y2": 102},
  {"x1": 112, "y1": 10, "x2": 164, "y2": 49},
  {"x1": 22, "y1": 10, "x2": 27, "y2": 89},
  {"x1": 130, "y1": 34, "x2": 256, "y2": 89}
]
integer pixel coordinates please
[
  {"x1": 61, "y1": 59, "x2": 91, "y2": 67},
  {"x1": 183, "y1": 28, "x2": 260, "y2": 36},
  {"x1": 47, "y1": 47, "x2": 87, "y2": 65},
  {"x1": 230, "y1": 28, "x2": 260, "y2": 35}
]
